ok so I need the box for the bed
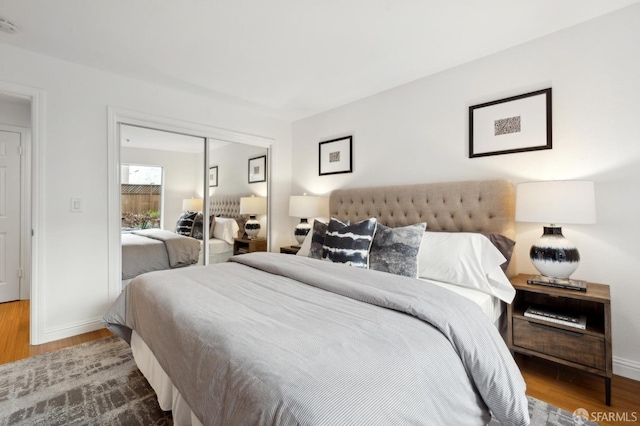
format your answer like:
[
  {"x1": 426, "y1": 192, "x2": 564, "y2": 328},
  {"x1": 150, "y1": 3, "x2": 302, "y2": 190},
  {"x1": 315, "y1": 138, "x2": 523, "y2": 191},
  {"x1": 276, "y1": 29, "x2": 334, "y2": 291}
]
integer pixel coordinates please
[
  {"x1": 121, "y1": 229, "x2": 201, "y2": 281},
  {"x1": 122, "y1": 196, "x2": 246, "y2": 283},
  {"x1": 105, "y1": 179, "x2": 529, "y2": 426}
]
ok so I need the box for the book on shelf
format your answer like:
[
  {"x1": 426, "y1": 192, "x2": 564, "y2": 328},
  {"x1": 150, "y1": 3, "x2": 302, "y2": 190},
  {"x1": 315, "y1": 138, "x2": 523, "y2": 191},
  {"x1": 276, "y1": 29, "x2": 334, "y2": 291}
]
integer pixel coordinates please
[
  {"x1": 524, "y1": 304, "x2": 587, "y2": 329},
  {"x1": 526, "y1": 275, "x2": 587, "y2": 292}
]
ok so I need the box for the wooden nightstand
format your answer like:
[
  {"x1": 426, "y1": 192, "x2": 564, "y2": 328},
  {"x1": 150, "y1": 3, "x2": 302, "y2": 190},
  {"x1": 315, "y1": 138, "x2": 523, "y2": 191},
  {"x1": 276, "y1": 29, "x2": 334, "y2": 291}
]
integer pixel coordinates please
[
  {"x1": 507, "y1": 274, "x2": 612, "y2": 405},
  {"x1": 280, "y1": 246, "x2": 300, "y2": 255},
  {"x1": 233, "y1": 237, "x2": 267, "y2": 255}
]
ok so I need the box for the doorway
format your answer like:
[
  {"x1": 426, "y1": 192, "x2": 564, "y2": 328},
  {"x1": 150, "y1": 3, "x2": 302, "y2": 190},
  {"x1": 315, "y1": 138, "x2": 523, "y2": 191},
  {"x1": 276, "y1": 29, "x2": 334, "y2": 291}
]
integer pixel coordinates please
[{"x1": 0, "y1": 83, "x2": 41, "y2": 345}]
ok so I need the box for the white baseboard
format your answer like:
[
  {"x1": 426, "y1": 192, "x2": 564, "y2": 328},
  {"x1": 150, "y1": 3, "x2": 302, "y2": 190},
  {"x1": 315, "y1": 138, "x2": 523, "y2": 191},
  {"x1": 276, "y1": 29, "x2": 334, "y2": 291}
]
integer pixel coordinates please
[
  {"x1": 41, "y1": 317, "x2": 104, "y2": 344},
  {"x1": 613, "y1": 356, "x2": 640, "y2": 381}
]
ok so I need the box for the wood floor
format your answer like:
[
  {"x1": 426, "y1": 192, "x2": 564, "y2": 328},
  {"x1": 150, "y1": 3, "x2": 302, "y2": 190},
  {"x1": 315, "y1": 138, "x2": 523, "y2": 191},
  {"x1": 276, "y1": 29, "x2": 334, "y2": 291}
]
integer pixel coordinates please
[
  {"x1": 1, "y1": 300, "x2": 638, "y2": 425},
  {"x1": 0, "y1": 300, "x2": 112, "y2": 365}
]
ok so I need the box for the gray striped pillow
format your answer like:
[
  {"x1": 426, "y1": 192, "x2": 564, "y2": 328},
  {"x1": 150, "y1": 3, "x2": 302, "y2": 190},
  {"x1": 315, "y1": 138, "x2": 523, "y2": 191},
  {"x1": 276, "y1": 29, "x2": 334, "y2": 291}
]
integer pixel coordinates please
[{"x1": 323, "y1": 218, "x2": 377, "y2": 268}]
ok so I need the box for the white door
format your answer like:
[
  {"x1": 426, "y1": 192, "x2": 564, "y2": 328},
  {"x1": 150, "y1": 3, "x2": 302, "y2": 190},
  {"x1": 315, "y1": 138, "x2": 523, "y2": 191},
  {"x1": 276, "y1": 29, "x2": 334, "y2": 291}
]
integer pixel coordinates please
[{"x1": 0, "y1": 130, "x2": 21, "y2": 303}]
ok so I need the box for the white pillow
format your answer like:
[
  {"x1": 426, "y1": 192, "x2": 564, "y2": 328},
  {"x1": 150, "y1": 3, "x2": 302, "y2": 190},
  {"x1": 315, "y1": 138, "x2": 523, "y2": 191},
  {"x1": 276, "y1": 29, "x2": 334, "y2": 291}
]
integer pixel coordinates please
[
  {"x1": 417, "y1": 232, "x2": 515, "y2": 303},
  {"x1": 296, "y1": 230, "x2": 313, "y2": 256},
  {"x1": 213, "y1": 217, "x2": 240, "y2": 245}
]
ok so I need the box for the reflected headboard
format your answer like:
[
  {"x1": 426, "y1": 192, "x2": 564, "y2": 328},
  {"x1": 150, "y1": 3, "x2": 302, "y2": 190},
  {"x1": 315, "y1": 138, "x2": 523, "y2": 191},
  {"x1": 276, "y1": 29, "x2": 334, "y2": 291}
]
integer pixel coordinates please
[
  {"x1": 209, "y1": 195, "x2": 243, "y2": 218},
  {"x1": 209, "y1": 195, "x2": 248, "y2": 237},
  {"x1": 329, "y1": 179, "x2": 515, "y2": 240}
]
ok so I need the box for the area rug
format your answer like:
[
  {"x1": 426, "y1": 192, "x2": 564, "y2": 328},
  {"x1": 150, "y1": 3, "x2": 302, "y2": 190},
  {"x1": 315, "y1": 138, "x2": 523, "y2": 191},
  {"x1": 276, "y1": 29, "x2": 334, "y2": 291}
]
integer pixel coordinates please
[{"x1": 0, "y1": 336, "x2": 597, "y2": 425}]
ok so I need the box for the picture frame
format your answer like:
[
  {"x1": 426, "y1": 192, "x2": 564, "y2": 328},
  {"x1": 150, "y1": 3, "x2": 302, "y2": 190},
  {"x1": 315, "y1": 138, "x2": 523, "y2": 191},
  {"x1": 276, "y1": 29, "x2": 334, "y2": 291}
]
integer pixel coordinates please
[
  {"x1": 248, "y1": 155, "x2": 266, "y2": 183},
  {"x1": 319, "y1": 136, "x2": 352, "y2": 176},
  {"x1": 469, "y1": 88, "x2": 552, "y2": 158},
  {"x1": 208, "y1": 166, "x2": 218, "y2": 187}
]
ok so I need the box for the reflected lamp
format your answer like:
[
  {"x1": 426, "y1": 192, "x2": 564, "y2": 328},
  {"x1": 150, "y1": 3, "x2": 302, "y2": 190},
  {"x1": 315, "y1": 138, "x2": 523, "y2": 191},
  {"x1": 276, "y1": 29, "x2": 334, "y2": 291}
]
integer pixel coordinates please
[{"x1": 240, "y1": 196, "x2": 267, "y2": 239}]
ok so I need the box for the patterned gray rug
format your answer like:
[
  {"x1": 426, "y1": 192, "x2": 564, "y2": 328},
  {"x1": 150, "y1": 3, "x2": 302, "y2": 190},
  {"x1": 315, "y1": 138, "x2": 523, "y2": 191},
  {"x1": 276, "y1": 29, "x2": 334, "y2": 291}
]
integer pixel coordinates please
[{"x1": 0, "y1": 336, "x2": 597, "y2": 425}]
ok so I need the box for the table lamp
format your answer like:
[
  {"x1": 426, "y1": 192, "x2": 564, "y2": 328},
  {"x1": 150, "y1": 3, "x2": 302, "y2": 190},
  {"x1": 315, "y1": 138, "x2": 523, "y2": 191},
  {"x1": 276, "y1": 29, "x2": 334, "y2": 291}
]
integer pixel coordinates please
[
  {"x1": 289, "y1": 194, "x2": 326, "y2": 246},
  {"x1": 182, "y1": 198, "x2": 203, "y2": 212},
  {"x1": 515, "y1": 180, "x2": 596, "y2": 280},
  {"x1": 240, "y1": 196, "x2": 267, "y2": 238}
]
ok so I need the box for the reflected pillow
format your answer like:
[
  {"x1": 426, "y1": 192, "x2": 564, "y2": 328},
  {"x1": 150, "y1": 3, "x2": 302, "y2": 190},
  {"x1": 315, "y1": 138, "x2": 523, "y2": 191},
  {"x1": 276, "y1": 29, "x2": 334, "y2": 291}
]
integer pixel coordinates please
[
  {"x1": 213, "y1": 217, "x2": 240, "y2": 245},
  {"x1": 369, "y1": 222, "x2": 426, "y2": 277},
  {"x1": 323, "y1": 218, "x2": 377, "y2": 269},
  {"x1": 191, "y1": 214, "x2": 216, "y2": 240},
  {"x1": 417, "y1": 231, "x2": 515, "y2": 303},
  {"x1": 175, "y1": 211, "x2": 198, "y2": 236}
]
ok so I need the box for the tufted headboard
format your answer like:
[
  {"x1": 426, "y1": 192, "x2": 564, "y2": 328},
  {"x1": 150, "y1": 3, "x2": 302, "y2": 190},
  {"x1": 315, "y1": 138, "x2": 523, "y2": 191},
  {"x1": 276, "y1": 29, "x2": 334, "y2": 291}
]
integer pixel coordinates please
[
  {"x1": 329, "y1": 179, "x2": 515, "y2": 240},
  {"x1": 209, "y1": 195, "x2": 244, "y2": 218},
  {"x1": 209, "y1": 195, "x2": 247, "y2": 237}
]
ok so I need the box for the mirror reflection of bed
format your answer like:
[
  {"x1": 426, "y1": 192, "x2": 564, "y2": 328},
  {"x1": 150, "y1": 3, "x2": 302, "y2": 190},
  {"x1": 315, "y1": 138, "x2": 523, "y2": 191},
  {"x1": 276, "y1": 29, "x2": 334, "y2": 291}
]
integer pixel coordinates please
[{"x1": 119, "y1": 124, "x2": 268, "y2": 286}]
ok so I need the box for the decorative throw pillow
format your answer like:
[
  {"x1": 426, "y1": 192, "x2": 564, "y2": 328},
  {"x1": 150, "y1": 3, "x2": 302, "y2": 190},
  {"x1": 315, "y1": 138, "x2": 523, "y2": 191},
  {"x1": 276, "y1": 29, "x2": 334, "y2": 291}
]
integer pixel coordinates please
[
  {"x1": 369, "y1": 222, "x2": 426, "y2": 277},
  {"x1": 308, "y1": 218, "x2": 349, "y2": 259},
  {"x1": 175, "y1": 211, "x2": 198, "y2": 236},
  {"x1": 191, "y1": 214, "x2": 216, "y2": 240},
  {"x1": 323, "y1": 217, "x2": 378, "y2": 268}
]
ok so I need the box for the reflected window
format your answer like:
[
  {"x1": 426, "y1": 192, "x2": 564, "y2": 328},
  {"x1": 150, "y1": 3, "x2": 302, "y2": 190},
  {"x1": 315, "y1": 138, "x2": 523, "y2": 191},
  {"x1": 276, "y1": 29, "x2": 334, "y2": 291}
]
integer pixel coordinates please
[{"x1": 121, "y1": 164, "x2": 163, "y2": 230}]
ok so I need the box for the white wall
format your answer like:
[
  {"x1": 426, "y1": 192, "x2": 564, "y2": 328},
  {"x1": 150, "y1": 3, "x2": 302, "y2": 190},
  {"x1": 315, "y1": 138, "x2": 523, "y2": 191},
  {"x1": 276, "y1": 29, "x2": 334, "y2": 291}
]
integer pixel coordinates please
[
  {"x1": 206, "y1": 143, "x2": 269, "y2": 238},
  {"x1": 0, "y1": 96, "x2": 31, "y2": 127},
  {"x1": 208, "y1": 143, "x2": 268, "y2": 198},
  {"x1": 292, "y1": 4, "x2": 640, "y2": 380},
  {"x1": 0, "y1": 43, "x2": 292, "y2": 343},
  {"x1": 121, "y1": 147, "x2": 201, "y2": 231}
]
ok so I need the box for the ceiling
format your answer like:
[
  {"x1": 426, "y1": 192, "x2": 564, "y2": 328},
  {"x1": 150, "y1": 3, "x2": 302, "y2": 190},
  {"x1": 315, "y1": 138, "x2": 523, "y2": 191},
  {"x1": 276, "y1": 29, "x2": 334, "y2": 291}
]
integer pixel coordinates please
[
  {"x1": 1, "y1": 1, "x2": 638, "y2": 121},
  {"x1": 121, "y1": 124, "x2": 229, "y2": 153}
]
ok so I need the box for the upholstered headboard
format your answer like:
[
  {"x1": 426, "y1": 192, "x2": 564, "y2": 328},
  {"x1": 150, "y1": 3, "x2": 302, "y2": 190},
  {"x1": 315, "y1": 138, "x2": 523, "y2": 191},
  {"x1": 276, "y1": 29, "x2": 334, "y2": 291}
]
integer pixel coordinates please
[
  {"x1": 329, "y1": 179, "x2": 515, "y2": 240},
  {"x1": 209, "y1": 195, "x2": 247, "y2": 237},
  {"x1": 209, "y1": 195, "x2": 244, "y2": 218}
]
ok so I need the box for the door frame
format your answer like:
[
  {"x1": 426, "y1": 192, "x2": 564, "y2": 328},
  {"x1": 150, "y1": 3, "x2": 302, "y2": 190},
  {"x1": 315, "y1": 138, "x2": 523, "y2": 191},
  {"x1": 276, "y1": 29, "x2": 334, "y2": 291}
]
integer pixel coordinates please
[
  {"x1": 107, "y1": 107, "x2": 273, "y2": 302},
  {"x1": 0, "y1": 80, "x2": 46, "y2": 345}
]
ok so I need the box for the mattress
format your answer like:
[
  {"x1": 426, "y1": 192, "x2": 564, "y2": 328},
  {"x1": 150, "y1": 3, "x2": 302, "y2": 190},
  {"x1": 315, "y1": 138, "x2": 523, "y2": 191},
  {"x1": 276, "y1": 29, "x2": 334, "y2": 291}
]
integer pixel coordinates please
[{"x1": 418, "y1": 277, "x2": 504, "y2": 324}]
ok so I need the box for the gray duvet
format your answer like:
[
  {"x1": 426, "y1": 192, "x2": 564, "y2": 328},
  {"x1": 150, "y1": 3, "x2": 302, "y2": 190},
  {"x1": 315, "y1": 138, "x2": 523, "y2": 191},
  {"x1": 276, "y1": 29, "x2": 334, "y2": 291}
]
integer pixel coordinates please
[
  {"x1": 104, "y1": 252, "x2": 529, "y2": 426},
  {"x1": 121, "y1": 229, "x2": 200, "y2": 280}
]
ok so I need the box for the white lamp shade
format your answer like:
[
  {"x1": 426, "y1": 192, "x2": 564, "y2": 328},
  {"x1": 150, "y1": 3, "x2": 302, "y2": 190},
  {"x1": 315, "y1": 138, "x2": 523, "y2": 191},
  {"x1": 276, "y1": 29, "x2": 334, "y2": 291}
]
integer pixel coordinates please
[
  {"x1": 182, "y1": 198, "x2": 203, "y2": 212},
  {"x1": 289, "y1": 195, "x2": 328, "y2": 218},
  {"x1": 515, "y1": 181, "x2": 596, "y2": 225},
  {"x1": 240, "y1": 196, "x2": 267, "y2": 215}
]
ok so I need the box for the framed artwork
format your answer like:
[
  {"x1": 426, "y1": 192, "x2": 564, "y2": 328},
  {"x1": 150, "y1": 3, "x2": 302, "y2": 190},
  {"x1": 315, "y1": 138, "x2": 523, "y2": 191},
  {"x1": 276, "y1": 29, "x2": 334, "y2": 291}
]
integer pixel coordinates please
[
  {"x1": 319, "y1": 136, "x2": 352, "y2": 176},
  {"x1": 248, "y1": 155, "x2": 266, "y2": 183},
  {"x1": 469, "y1": 88, "x2": 552, "y2": 158},
  {"x1": 208, "y1": 166, "x2": 218, "y2": 187}
]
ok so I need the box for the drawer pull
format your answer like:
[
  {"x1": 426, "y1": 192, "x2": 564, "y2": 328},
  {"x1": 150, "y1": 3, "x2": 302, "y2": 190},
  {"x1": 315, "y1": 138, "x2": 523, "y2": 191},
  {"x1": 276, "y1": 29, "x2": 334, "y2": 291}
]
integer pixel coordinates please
[{"x1": 529, "y1": 321, "x2": 584, "y2": 337}]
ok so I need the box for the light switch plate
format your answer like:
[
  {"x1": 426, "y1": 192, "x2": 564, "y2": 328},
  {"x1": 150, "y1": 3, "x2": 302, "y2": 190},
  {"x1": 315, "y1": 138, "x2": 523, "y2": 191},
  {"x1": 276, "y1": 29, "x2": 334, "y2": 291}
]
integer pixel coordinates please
[{"x1": 70, "y1": 197, "x2": 82, "y2": 213}]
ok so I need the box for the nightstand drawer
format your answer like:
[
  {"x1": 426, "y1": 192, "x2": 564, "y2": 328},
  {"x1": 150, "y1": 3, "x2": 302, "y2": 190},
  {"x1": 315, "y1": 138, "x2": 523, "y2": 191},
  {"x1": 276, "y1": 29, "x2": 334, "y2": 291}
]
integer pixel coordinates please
[{"x1": 513, "y1": 318, "x2": 605, "y2": 370}]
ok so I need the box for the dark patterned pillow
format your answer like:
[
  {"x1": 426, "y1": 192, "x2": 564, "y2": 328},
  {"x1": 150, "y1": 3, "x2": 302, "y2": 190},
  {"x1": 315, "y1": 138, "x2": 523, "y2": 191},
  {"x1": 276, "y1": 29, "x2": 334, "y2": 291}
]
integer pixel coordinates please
[
  {"x1": 191, "y1": 214, "x2": 216, "y2": 240},
  {"x1": 175, "y1": 211, "x2": 198, "y2": 236},
  {"x1": 308, "y1": 218, "x2": 348, "y2": 259},
  {"x1": 323, "y1": 218, "x2": 377, "y2": 268},
  {"x1": 369, "y1": 222, "x2": 426, "y2": 277}
]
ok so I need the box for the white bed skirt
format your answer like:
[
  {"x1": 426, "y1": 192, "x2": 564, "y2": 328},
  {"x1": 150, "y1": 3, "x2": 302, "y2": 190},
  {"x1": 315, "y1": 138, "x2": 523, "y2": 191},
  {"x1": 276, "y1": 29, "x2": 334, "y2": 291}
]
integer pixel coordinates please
[{"x1": 131, "y1": 330, "x2": 204, "y2": 426}]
